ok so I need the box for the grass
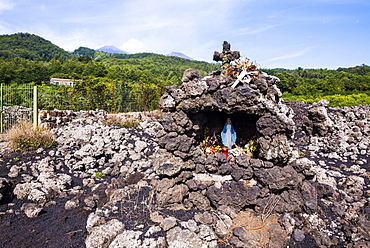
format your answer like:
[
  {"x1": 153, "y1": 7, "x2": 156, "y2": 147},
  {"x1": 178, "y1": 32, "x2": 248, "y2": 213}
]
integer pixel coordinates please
[
  {"x1": 6, "y1": 121, "x2": 55, "y2": 152},
  {"x1": 104, "y1": 115, "x2": 139, "y2": 128}
]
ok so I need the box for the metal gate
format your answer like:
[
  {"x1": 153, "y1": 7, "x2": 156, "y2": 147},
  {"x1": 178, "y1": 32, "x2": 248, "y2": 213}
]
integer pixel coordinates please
[{"x1": 0, "y1": 84, "x2": 38, "y2": 133}]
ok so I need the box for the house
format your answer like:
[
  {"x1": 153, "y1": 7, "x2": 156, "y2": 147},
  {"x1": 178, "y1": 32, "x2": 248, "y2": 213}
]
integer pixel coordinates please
[{"x1": 50, "y1": 78, "x2": 79, "y2": 87}]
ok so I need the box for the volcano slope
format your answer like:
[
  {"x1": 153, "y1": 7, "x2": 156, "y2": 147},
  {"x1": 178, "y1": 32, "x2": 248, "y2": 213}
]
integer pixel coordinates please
[{"x1": 0, "y1": 101, "x2": 369, "y2": 248}]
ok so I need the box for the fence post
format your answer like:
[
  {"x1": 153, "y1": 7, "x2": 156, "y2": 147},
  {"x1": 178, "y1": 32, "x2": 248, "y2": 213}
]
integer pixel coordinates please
[
  {"x1": 0, "y1": 84, "x2": 3, "y2": 133},
  {"x1": 33, "y1": 86, "x2": 38, "y2": 128}
]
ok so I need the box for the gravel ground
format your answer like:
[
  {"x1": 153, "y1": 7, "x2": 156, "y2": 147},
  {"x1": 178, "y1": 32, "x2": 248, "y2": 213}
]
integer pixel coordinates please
[{"x1": 0, "y1": 101, "x2": 369, "y2": 247}]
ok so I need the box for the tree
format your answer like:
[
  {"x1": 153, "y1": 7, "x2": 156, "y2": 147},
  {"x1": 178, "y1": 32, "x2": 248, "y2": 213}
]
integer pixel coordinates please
[
  {"x1": 274, "y1": 71, "x2": 297, "y2": 93},
  {"x1": 77, "y1": 55, "x2": 93, "y2": 63}
]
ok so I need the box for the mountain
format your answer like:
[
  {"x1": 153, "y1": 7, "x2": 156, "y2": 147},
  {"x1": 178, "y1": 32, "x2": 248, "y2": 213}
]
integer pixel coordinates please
[
  {"x1": 166, "y1": 52, "x2": 194, "y2": 60},
  {"x1": 73, "y1": 47, "x2": 96, "y2": 57},
  {"x1": 0, "y1": 33, "x2": 72, "y2": 61},
  {"x1": 96, "y1": 45, "x2": 128, "y2": 54},
  {"x1": 0, "y1": 33, "x2": 196, "y2": 63}
]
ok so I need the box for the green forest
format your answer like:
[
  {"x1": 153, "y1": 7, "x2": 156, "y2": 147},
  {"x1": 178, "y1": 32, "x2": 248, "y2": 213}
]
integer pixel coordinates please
[
  {"x1": 0, "y1": 33, "x2": 219, "y2": 112},
  {"x1": 262, "y1": 65, "x2": 370, "y2": 107},
  {"x1": 1, "y1": 33, "x2": 369, "y2": 111}
]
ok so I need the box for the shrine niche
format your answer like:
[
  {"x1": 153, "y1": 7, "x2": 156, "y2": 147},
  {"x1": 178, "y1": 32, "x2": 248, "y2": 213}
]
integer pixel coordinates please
[
  {"x1": 158, "y1": 41, "x2": 296, "y2": 163},
  {"x1": 188, "y1": 111, "x2": 259, "y2": 147}
]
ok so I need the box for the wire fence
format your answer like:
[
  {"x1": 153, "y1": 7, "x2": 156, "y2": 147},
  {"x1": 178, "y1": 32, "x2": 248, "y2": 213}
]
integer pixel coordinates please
[
  {"x1": 0, "y1": 84, "x2": 38, "y2": 132},
  {"x1": 0, "y1": 83, "x2": 161, "y2": 132},
  {"x1": 38, "y1": 88, "x2": 160, "y2": 113}
]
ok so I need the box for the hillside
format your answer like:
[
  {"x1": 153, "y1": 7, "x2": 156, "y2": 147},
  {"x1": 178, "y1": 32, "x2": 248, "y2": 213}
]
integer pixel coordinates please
[
  {"x1": 71, "y1": 46, "x2": 218, "y2": 80},
  {"x1": 73, "y1": 46, "x2": 210, "y2": 69},
  {"x1": 0, "y1": 33, "x2": 369, "y2": 109},
  {"x1": 0, "y1": 34, "x2": 219, "y2": 102},
  {"x1": 0, "y1": 33, "x2": 72, "y2": 61}
]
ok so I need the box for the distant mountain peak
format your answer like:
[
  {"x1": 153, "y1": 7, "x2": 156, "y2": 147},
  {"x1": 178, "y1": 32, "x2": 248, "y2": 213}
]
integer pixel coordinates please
[
  {"x1": 166, "y1": 52, "x2": 194, "y2": 60},
  {"x1": 96, "y1": 45, "x2": 128, "y2": 54}
]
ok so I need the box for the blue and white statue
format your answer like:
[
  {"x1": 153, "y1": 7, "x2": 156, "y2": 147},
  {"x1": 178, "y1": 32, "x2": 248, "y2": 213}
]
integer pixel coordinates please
[{"x1": 221, "y1": 118, "x2": 237, "y2": 149}]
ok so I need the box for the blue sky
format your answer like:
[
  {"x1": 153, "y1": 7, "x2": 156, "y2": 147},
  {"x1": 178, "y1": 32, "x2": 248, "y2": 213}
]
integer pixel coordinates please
[{"x1": 0, "y1": 0, "x2": 369, "y2": 69}]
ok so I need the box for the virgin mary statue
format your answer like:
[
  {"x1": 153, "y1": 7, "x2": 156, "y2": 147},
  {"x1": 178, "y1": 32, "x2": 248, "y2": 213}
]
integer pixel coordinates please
[{"x1": 221, "y1": 118, "x2": 237, "y2": 149}]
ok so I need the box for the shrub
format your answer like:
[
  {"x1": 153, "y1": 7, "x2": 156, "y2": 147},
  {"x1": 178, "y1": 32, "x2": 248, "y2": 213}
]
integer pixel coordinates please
[
  {"x1": 6, "y1": 121, "x2": 55, "y2": 151},
  {"x1": 120, "y1": 120, "x2": 139, "y2": 128},
  {"x1": 103, "y1": 115, "x2": 121, "y2": 126},
  {"x1": 282, "y1": 92, "x2": 370, "y2": 107},
  {"x1": 104, "y1": 115, "x2": 139, "y2": 128}
]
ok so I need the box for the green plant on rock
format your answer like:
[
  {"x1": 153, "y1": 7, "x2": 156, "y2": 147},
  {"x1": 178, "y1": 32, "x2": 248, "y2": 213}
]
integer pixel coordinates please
[
  {"x1": 298, "y1": 151, "x2": 306, "y2": 158},
  {"x1": 244, "y1": 139, "x2": 258, "y2": 157},
  {"x1": 95, "y1": 172, "x2": 105, "y2": 178}
]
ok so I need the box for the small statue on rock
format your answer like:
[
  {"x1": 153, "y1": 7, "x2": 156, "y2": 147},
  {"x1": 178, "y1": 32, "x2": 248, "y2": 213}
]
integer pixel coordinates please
[{"x1": 221, "y1": 118, "x2": 237, "y2": 149}]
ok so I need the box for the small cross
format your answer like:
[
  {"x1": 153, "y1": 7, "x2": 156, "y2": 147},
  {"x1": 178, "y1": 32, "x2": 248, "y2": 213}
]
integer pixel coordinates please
[{"x1": 213, "y1": 41, "x2": 240, "y2": 75}]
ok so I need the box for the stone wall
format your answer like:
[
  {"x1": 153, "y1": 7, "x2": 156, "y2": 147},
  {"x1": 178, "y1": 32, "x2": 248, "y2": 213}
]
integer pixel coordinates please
[
  {"x1": 38, "y1": 110, "x2": 75, "y2": 128},
  {"x1": 38, "y1": 110, "x2": 157, "y2": 128}
]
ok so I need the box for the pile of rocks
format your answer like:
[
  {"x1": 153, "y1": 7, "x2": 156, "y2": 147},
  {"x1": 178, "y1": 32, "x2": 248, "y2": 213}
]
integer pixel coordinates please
[
  {"x1": 159, "y1": 67, "x2": 295, "y2": 163},
  {"x1": 154, "y1": 66, "x2": 316, "y2": 217},
  {"x1": 38, "y1": 109, "x2": 108, "y2": 128},
  {"x1": 286, "y1": 100, "x2": 370, "y2": 247}
]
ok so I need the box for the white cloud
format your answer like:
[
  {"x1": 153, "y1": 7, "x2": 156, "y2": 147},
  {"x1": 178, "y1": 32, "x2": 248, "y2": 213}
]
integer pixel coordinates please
[
  {"x1": 1, "y1": 0, "x2": 367, "y2": 68},
  {"x1": 0, "y1": 0, "x2": 13, "y2": 11},
  {"x1": 267, "y1": 47, "x2": 311, "y2": 62},
  {"x1": 112, "y1": 0, "x2": 240, "y2": 55},
  {"x1": 120, "y1": 38, "x2": 146, "y2": 54},
  {"x1": 0, "y1": 21, "x2": 13, "y2": 33},
  {"x1": 237, "y1": 24, "x2": 280, "y2": 35},
  {"x1": 310, "y1": 0, "x2": 367, "y2": 3},
  {"x1": 0, "y1": 0, "x2": 248, "y2": 57},
  {"x1": 31, "y1": 25, "x2": 100, "y2": 52}
]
